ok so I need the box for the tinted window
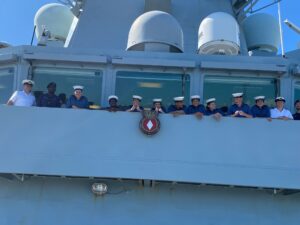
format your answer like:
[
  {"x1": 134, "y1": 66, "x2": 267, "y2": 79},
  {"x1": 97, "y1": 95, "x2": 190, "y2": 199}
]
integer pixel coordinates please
[
  {"x1": 33, "y1": 67, "x2": 102, "y2": 105},
  {"x1": 294, "y1": 81, "x2": 300, "y2": 103},
  {"x1": 204, "y1": 75, "x2": 278, "y2": 108},
  {"x1": 115, "y1": 71, "x2": 190, "y2": 108},
  {"x1": 0, "y1": 67, "x2": 14, "y2": 104}
]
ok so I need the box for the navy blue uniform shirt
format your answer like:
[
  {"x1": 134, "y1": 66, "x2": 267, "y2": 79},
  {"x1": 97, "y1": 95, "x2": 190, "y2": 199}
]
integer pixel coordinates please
[
  {"x1": 185, "y1": 104, "x2": 206, "y2": 115},
  {"x1": 67, "y1": 95, "x2": 89, "y2": 109},
  {"x1": 251, "y1": 105, "x2": 270, "y2": 118},
  {"x1": 167, "y1": 105, "x2": 186, "y2": 113},
  {"x1": 38, "y1": 93, "x2": 61, "y2": 108},
  {"x1": 293, "y1": 112, "x2": 300, "y2": 120},
  {"x1": 228, "y1": 103, "x2": 251, "y2": 117},
  {"x1": 205, "y1": 108, "x2": 224, "y2": 116}
]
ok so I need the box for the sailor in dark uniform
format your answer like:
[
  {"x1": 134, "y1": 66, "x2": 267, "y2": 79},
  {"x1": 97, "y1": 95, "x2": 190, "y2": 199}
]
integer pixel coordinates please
[
  {"x1": 67, "y1": 85, "x2": 89, "y2": 109},
  {"x1": 167, "y1": 96, "x2": 186, "y2": 116},
  {"x1": 250, "y1": 96, "x2": 270, "y2": 118},
  {"x1": 105, "y1": 95, "x2": 122, "y2": 112},
  {"x1": 37, "y1": 82, "x2": 60, "y2": 108},
  {"x1": 293, "y1": 100, "x2": 300, "y2": 120},
  {"x1": 205, "y1": 98, "x2": 224, "y2": 120},
  {"x1": 126, "y1": 95, "x2": 144, "y2": 112},
  {"x1": 185, "y1": 95, "x2": 206, "y2": 119},
  {"x1": 228, "y1": 92, "x2": 252, "y2": 118},
  {"x1": 152, "y1": 98, "x2": 166, "y2": 113}
]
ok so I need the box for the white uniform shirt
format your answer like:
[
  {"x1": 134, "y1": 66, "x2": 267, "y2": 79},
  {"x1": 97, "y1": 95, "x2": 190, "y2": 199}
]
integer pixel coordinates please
[
  {"x1": 270, "y1": 107, "x2": 293, "y2": 119},
  {"x1": 9, "y1": 91, "x2": 36, "y2": 107}
]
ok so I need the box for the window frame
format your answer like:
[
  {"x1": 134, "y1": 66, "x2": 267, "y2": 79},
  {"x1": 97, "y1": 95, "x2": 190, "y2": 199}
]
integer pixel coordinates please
[
  {"x1": 30, "y1": 63, "x2": 106, "y2": 106},
  {"x1": 113, "y1": 66, "x2": 193, "y2": 107},
  {"x1": 202, "y1": 71, "x2": 281, "y2": 107},
  {"x1": 0, "y1": 65, "x2": 16, "y2": 104}
]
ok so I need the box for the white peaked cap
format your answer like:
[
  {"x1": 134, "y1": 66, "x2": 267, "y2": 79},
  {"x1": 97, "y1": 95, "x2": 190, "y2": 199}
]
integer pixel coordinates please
[
  {"x1": 232, "y1": 92, "x2": 243, "y2": 97},
  {"x1": 254, "y1": 96, "x2": 265, "y2": 100},
  {"x1": 153, "y1": 98, "x2": 162, "y2": 102},
  {"x1": 190, "y1": 95, "x2": 200, "y2": 100},
  {"x1": 206, "y1": 98, "x2": 216, "y2": 104},
  {"x1": 275, "y1": 96, "x2": 285, "y2": 102},
  {"x1": 132, "y1": 95, "x2": 142, "y2": 100},
  {"x1": 73, "y1": 85, "x2": 84, "y2": 90},
  {"x1": 108, "y1": 95, "x2": 118, "y2": 101},
  {"x1": 174, "y1": 96, "x2": 184, "y2": 101},
  {"x1": 22, "y1": 79, "x2": 35, "y2": 85}
]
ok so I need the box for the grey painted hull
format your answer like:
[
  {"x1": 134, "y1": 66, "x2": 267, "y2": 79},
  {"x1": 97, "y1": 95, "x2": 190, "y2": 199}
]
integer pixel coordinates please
[{"x1": 1, "y1": 176, "x2": 299, "y2": 225}]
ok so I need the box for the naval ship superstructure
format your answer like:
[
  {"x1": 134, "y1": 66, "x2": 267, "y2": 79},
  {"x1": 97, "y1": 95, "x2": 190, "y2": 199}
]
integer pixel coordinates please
[{"x1": 0, "y1": 0, "x2": 300, "y2": 224}]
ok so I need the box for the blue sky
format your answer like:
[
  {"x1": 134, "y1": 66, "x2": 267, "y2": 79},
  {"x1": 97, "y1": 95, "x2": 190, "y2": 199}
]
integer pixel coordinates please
[{"x1": 0, "y1": 0, "x2": 299, "y2": 52}]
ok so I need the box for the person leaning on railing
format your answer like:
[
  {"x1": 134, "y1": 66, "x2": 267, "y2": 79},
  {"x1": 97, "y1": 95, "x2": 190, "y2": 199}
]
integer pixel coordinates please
[
  {"x1": 151, "y1": 98, "x2": 166, "y2": 113},
  {"x1": 205, "y1": 98, "x2": 224, "y2": 120},
  {"x1": 167, "y1": 96, "x2": 186, "y2": 116},
  {"x1": 66, "y1": 85, "x2": 89, "y2": 109},
  {"x1": 228, "y1": 92, "x2": 253, "y2": 118},
  {"x1": 250, "y1": 96, "x2": 270, "y2": 118},
  {"x1": 104, "y1": 95, "x2": 123, "y2": 112},
  {"x1": 7, "y1": 79, "x2": 36, "y2": 107},
  {"x1": 126, "y1": 95, "x2": 144, "y2": 112},
  {"x1": 185, "y1": 95, "x2": 206, "y2": 119},
  {"x1": 270, "y1": 97, "x2": 293, "y2": 120}
]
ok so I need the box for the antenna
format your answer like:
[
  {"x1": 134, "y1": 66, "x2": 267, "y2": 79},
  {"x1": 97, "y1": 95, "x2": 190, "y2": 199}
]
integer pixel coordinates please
[
  {"x1": 30, "y1": 26, "x2": 36, "y2": 46},
  {"x1": 284, "y1": 19, "x2": 300, "y2": 34},
  {"x1": 277, "y1": 1, "x2": 285, "y2": 57}
]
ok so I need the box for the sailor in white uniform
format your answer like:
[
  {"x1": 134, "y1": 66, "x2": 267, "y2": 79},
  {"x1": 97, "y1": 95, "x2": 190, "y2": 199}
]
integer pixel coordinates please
[
  {"x1": 270, "y1": 97, "x2": 293, "y2": 120},
  {"x1": 7, "y1": 79, "x2": 36, "y2": 107}
]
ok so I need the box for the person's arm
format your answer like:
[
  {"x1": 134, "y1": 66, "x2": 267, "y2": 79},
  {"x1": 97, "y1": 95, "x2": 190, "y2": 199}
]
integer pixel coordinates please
[
  {"x1": 228, "y1": 106, "x2": 237, "y2": 117},
  {"x1": 32, "y1": 96, "x2": 37, "y2": 106},
  {"x1": 285, "y1": 110, "x2": 294, "y2": 120},
  {"x1": 239, "y1": 111, "x2": 253, "y2": 118},
  {"x1": 239, "y1": 105, "x2": 253, "y2": 118},
  {"x1": 6, "y1": 91, "x2": 18, "y2": 106}
]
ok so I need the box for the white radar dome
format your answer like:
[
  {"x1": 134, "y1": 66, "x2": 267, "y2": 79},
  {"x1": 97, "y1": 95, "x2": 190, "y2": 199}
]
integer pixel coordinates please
[
  {"x1": 34, "y1": 3, "x2": 74, "y2": 41},
  {"x1": 127, "y1": 11, "x2": 184, "y2": 53},
  {"x1": 242, "y1": 13, "x2": 280, "y2": 53},
  {"x1": 198, "y1": 12, "x2": 240, "y2": 55}
]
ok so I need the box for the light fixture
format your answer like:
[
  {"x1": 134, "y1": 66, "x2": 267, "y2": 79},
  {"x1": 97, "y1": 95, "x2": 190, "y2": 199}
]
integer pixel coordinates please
[{"x1": 92, "y1": 183, "x2": 108, "y2": 196}]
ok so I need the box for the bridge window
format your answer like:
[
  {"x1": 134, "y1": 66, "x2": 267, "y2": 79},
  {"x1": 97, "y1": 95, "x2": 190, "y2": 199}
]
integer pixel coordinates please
[
  {"x1": 0, "y1": 67, "x2": 14, "y2": 104},
  {"x1": 32, "y1": 67, "x2": 102, "y2": 105},
  {"x1": 294, "y1": 81, "x2": 300, "y2": 103},
  {"x1": 115, "y1": 71, "x2": 190, "y2": 107},
  {"x1": 204, "y1": 75, "x2": 279, "y2": 108}
]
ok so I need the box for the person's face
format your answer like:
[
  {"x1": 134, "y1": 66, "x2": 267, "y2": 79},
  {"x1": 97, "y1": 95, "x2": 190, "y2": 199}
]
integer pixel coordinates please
[
  {"x1": 109, "y1": 99, "x2": 117, "y2": 107},
  {"x1": 256, "y1": 99, "x2": 264, "y2": 108},
  {"x1": 74, "y1": 89, "x2": 82, "y2": 99},
  {"x1": 23, "y1": 83, "x2": 32, "y2": 93},
  {"x1": 175, "y1": 101, "x2": 184, "y2": 109},
  {"x1": 48, "y1": 84, "x2": 56, "y2": 94},
  {"x1": 234, "y1": 96, "x2": 243, "y2": 105},
  {"x1": 208, "y1": 102, "x2": 216, "y2": 111},
  {"x1": 295, "y1": 102, "x2": 300, "y2": 111},
  {"x1": 132, "y1": 99, "x2": 140, "y2": 107},
  {"x1": 276, "y1": 100, "x2": 284, "y2": 109},
  {"x1": 154, "y1": 102, "x2": 161, "y2": 109},
  {"x1": 192, "y1": 99, "x2": 200, "y2": 107}
]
